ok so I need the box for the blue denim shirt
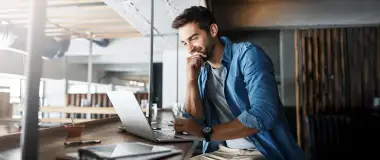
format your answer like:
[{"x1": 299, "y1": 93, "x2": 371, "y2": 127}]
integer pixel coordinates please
[{"x1": 183, "y1": 37, "x2": 306, "y2": 160}]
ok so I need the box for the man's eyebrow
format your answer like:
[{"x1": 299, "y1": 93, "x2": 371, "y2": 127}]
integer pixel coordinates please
[
  {"x1": 187, "y1": 33, "x2": 198, "y2": 40},
  {"x1": 181, "y1": 33, "x2": 199, "y2": 44}
]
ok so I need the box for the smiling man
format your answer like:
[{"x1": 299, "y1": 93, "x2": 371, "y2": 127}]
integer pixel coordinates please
[{"x1": 171, "y1": 6, "x2": 305, "y2": 160}]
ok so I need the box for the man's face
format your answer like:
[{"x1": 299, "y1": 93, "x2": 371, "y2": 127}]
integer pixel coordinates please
[{"x1": 178, "y1": 22, "x2": 214, "y2": 61}]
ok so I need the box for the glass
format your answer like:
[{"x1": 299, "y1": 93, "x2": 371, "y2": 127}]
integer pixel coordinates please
[
  {"x1": 152, "y1": 103, "x2": 157, "y2": 120},
  {"x1": 140, "y1": 99, "x2": 148, "y2": 116},
  {"x1": 172, "y1": 102, "x2": 185, "y2": 119}
]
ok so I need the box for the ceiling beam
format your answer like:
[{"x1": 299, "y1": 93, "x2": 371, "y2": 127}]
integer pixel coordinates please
[
  {"x1": 0, "y1": 12, "x2": 117, "y2": 20},
  {"x1": 52, "y1": 22, "x2": 129, "y2": 28},
  {"x1": 0, "y1": 5, "x2": 115, "y2": 19},
  {"x1": 24, "y1": 21, "x2": 129, "y2": 29},
  {"x1": 1, "y1": 0, "x2": 141, "y2": 39},
  {"x1": 73, "y1": 32, "x2": 143, "y2": 39},
  {"x1": 0, "y1": 1, "x2": 108, "y2": 10},
  {"x1": 45, "y1": 25, "x2": 135, "y2": 33},
  {"x1": 11, "y1": 17, "x2": 124, "y2": 24},
  {"x1": 46, "y1": 31, "x2": 140, "y2": 36},
  {"x1": 49, "y1": 32, "x2": 142, "y2": 39},
  {"x1": 67, "y1": 53, "x2": 162, "y2": 64}
]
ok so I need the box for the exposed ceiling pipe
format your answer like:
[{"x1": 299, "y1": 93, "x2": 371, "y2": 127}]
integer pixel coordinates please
[
  {"x1": 49, "y1": 2, "x2": 106, "y2": 8},
  {"x1": 45, "y1": 1, "x2": 112, "y2": 48},
  {"x1": 89, "y1": 38, "x2": 110, "y2": 47},
  {"x1": 0, "y1": 23, "x2": 70, "y2": 59}
]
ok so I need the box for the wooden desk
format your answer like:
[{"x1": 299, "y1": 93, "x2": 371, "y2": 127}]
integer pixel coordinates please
[{"x1": 0, "y1": 110, "x2": 199, "y2": 160}]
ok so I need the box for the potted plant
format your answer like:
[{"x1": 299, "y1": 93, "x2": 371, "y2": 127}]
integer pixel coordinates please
[{"x1": 64, "y1": 113, "x2": 85, "y2": 138}]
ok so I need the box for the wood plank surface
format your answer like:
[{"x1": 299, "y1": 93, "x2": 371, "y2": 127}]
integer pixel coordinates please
[
  {"x1": 307, "y1": 30, "x2": 314, "y2": 115},
  {"x1": 294, "y1": 30, "x2": 302, "y2": 147},
  {"x1": 313, "y1": 29, "x2": 320, "y2": 113},
  {"x1": 340, "y1": 28, "x2": 346, "y2": 109},
  {"x1": 14, "y1": 106, "x2": 116, "y2": 114},
  {"x1": 319, "y1": 29, "x2": 326, "y2": 112},
  {"x1": 333, "y1": 28, "x2": 340, "y2": 112},
  {"x1": 0, "y1": 110, "x2": 198, "y2": 160},
  {"x1": 326, "y1": 29, "x2": 333, "y2": 112},
  {"x1": 377, "y1": 27, "x2": 380, "y2": 97}
]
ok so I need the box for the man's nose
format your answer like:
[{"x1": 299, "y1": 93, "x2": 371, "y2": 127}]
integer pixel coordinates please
[{"x1": 187, "y1": 44, "x2": 194, "y2": 53}]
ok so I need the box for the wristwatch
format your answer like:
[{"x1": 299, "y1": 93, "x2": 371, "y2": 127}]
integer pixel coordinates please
[{"x1": 202, "y1": 126, "x2": 213, "y2": 142}]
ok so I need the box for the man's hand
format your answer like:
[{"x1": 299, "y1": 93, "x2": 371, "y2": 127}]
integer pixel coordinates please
[
  {"x1": 174, "y1": 118, "x2": 203, "y2": 137},
  {"x1": 186, "y1": 53, "x2": 205, "y2": 82}
]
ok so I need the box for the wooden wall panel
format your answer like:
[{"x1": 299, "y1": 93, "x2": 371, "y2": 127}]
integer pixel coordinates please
[
  {"x1": 333, "y1": 28, "x2": 340, "y2": 112},
  {"x1": 319, "y1": 29, "x2": 327, "y2": 112},
  {"x1": 340, "y1": 28, "x2": 346, "y2": 110},
  {"x1": 307, "y1": 30, "x2": 313, "y2": 115},
  {"x1": 301, "y1": 30, "x2": 308, "y2": 149},
  {"x1": 377, "y1": 28, "x2": 380, "y2": 97},
  {"x1": 313, "y1": 29, "x2": 320, "y2": 114},
  {"x1": 295, "y1": 26, "x2": 380, "y2": 151},
  {"x1": 295, "y1": 29, "x2": 302, "y2": 147},
  {"x1": 297, "y1": 27, "x2": 380, "y2": 112}
]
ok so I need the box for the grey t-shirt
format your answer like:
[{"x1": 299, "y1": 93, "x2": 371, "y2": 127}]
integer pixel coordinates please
[{"x1": 207, "y1": 64, "x2": 256, "y2": 149}]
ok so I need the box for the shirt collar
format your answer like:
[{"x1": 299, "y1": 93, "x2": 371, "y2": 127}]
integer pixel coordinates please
[{"x1": 220, "y1": 36, "x2": 233, "y2": 63}]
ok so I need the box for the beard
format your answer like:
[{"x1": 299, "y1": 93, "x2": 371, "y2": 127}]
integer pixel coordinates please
[{"x1": 195, "y1": 44, "x2": 214, "y2": 62}]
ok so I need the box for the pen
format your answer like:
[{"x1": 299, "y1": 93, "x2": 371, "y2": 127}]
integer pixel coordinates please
[{"x1": 64, "y1": 140, "x2": 101, "y2": 146}]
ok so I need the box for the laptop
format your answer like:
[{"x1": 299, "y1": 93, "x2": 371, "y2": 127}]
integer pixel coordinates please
[{"x1": 107, "y1": 90, "x2": 201, "y2": 142}]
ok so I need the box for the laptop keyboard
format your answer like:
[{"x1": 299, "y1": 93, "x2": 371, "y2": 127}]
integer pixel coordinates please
[{"x1": 153, "y1": 131, "x2": 177, "y2": 140}]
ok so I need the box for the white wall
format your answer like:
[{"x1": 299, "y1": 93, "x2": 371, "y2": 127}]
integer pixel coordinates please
[
  {"x1": 280, "y1": 30, "x2": 296, "y2": 106},
  {"x1": 43, "y1": 79, "x2": 66, "y2": 118},
  {"x1": 66, "y1": 37, "x2": 165, "y2": 56},
  {"x1": 67, "y1": 53, "x2": 163, "y2": 64},
  {"x1": 0, "y1": 50, "x2": 105, "y2": 82},
  {"x1": 162, "y1": 48, "x2": 187, "y2": 108},
  {"x1": 213, "y1": 0, "x2": 380, "y2": 29},
  {"x1": 44, "y1": 79, "x2": 66, "y2": 106}
]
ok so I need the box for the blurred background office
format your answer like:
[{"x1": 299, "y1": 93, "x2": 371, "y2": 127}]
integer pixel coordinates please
[{"x1": 1, "y1": 0, "x2": 380, "y2": 159}]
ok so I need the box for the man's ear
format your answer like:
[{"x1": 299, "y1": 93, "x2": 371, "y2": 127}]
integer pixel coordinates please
[{"x1": 209, "y1": 24, "x2": 218, "y2": 37}]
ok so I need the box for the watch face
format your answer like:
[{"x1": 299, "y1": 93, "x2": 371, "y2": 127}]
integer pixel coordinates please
[{"x1": 203, "y1": 127, "x2": 211, "y2": 133}]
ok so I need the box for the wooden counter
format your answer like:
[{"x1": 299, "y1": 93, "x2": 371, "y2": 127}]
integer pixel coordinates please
[{"x1": 0, "y1": 110, "x2": 199, "y2": 160}]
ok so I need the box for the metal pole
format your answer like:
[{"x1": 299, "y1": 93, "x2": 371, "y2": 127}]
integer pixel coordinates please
[
  {"x1": 87, "y1": 35, "x2": 93, "y2": 118},
  {"x1": 63, "y1": 56, "x2": 68, "y2": 119},
  {"x1": 147, "y1": 0, "x2": 154, "y2": 125},
  {"x1": 176, "y1": 34, "x2": 179, "y2": 103},
  {"x1": 64, "y1": 56, "x2": 68, "y2": 96},
  {"x1": 21, "y1": 0, "x2": 47, "y2": 159}
]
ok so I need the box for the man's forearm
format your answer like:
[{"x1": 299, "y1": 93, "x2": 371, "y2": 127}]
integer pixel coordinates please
[
  {"x1": 210, "y1": 118, "x2": 259, "y2": 141},
  {"x1": 185, "y1": 80, "x2": 204, "y2": 120}
]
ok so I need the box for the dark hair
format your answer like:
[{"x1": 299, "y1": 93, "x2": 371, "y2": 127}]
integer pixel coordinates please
[{"x1": 171, "y1": 6, "x2": 216, "y2": 32}]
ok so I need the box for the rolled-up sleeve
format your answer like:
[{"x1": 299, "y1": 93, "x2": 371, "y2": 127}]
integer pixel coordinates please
[
  {"x1": 182, "y1": 109, "x2": 205, "y2": 126},
  {"x1": 237, "y1": 44, "x2": 278, "y2": 131}
]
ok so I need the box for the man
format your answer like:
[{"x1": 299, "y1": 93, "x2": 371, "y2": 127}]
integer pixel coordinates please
[{"x1": 172, "y1": 6, "x2": 305, "y2": 160}]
